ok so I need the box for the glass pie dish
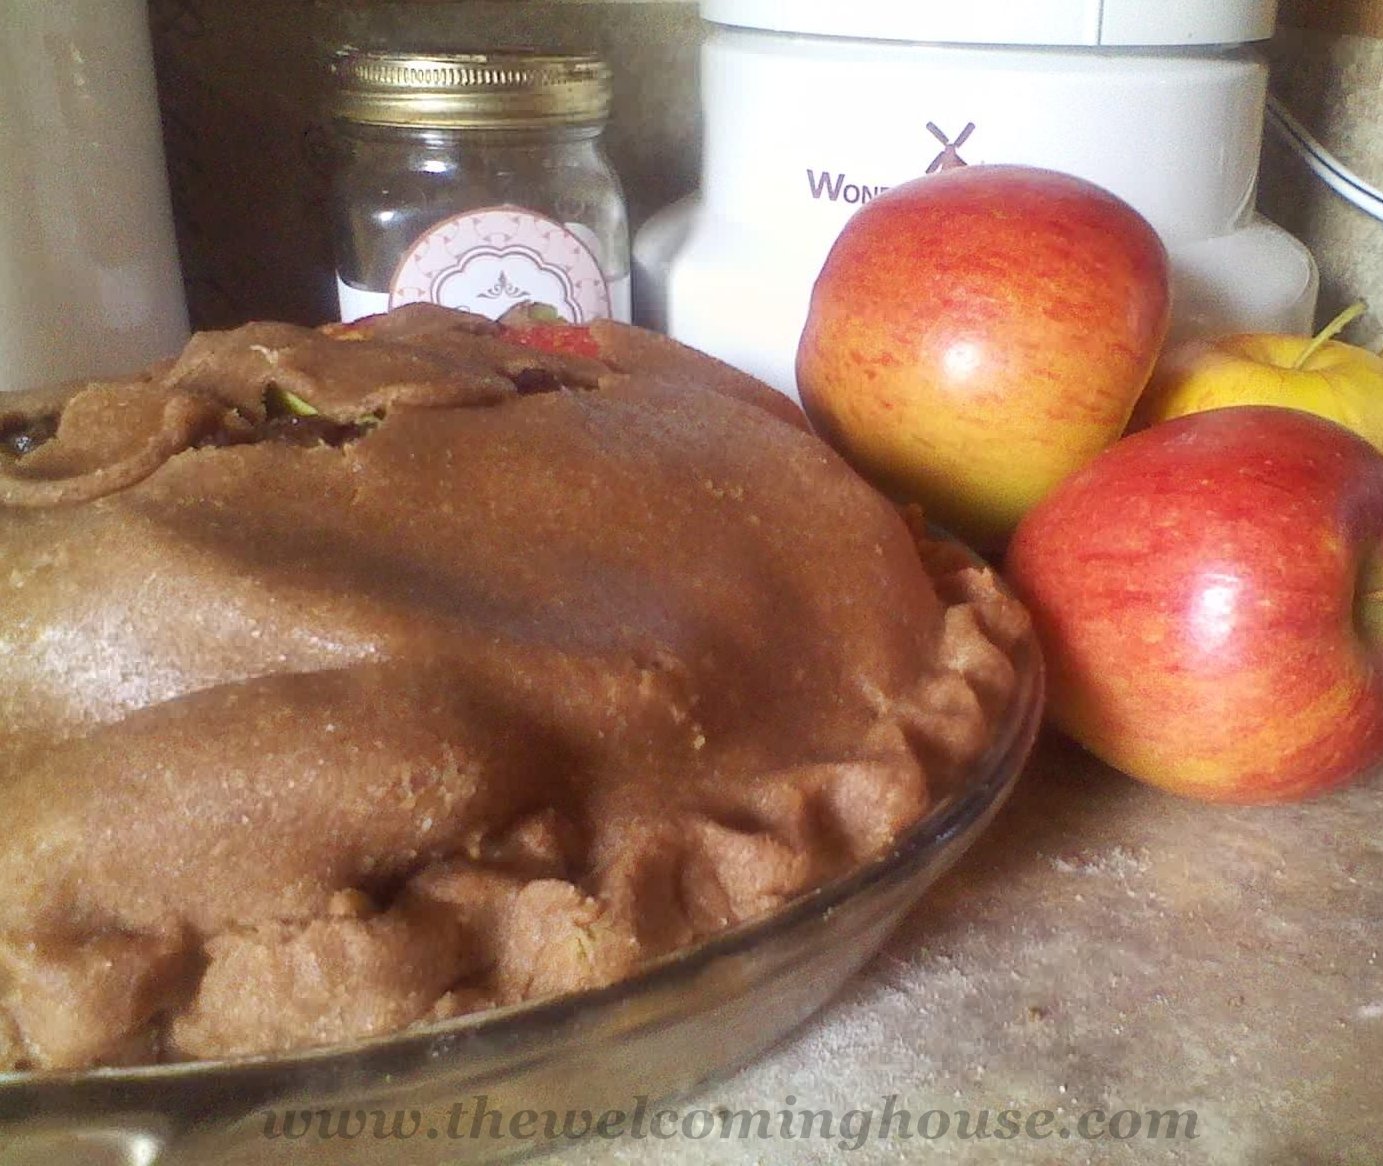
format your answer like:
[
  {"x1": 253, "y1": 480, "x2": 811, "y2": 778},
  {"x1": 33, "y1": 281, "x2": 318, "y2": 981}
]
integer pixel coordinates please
[{"x1": 0, "y1": 548, "x2": 1042, "y2": 1166}]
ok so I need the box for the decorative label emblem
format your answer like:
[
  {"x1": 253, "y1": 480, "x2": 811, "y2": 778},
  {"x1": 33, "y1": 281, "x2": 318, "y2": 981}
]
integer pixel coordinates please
[{"x1": 389, "y1": 206, "x2": 611, "y2": 323}]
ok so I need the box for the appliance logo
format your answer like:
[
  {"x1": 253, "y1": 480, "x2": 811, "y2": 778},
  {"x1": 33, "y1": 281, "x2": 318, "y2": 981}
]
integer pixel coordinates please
[
  {"x1": 805, "y1": 121, "x2": 976, "y2": 205},
  {"x1": 925, "y1": 121, "x2": 975, "y2": 173}
]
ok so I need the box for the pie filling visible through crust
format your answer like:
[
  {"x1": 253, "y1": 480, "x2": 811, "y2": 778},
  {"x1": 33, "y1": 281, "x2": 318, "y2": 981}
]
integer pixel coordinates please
[{"x1": 0, "y1": 305, "x2": 1028, "y2": 1070}]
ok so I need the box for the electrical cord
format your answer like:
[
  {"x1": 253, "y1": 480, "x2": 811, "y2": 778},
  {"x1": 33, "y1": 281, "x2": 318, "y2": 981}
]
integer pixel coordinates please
[{"x1": 1266, "y1": 93, "x2": 1383, "y2": 222}]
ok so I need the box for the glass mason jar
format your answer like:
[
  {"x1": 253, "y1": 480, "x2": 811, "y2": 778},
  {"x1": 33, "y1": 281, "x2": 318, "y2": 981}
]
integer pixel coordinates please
[{"x1": 329, "y1": 50, "x2": 630, "y2": 324}]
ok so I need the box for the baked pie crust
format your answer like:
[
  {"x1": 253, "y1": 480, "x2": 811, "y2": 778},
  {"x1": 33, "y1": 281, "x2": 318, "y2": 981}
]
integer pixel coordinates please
[{"x1": 0, "y1": 306, "x2": 1028, "y2": 1070}]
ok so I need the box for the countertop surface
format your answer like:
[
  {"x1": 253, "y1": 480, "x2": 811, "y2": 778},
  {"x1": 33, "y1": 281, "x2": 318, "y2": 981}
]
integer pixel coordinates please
[{"x1": 562, "y1": 734, "x2": 1382, "y2": 1165}]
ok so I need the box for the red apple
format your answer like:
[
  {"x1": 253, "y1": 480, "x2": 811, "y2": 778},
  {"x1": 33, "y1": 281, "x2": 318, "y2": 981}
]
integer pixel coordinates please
[
  {"x1": 1005, "y1": 405, "x2": 1383, "y2": 803},
  {"x1": 797, "y1": 164, "x2": 1170, "y2": 551}
]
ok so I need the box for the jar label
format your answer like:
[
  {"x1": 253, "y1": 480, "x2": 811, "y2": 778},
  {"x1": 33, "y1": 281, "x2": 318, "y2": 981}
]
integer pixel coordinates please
[{"x1": 387, "y1": 206, "x2": 612, "y2": 323}]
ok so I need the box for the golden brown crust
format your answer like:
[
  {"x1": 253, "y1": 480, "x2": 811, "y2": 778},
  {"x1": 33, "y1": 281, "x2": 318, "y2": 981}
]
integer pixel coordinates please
[{"x1": 0, "y1": 307, "x2": 1025, "y2": 1069}]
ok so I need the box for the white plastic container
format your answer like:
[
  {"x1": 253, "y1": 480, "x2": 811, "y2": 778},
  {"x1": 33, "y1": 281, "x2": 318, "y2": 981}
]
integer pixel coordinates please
[
  {"x1": 0, "y1": 0, "x2": 188, "y2": 394},
  {"x1": 637, "y1": 0, "x2": 1317, "y2": 400}
]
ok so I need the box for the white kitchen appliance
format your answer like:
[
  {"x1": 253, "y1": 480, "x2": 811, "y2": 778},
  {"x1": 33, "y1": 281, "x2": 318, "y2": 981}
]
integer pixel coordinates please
[{"x1": 636, "y1": 0, "x2": 1317, "y2": 400}]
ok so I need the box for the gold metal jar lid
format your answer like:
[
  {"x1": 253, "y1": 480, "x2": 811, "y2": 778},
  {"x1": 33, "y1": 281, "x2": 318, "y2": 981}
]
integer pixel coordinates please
[{"x1": 330, "y1": 49, "x2": 613, "y2": 129}]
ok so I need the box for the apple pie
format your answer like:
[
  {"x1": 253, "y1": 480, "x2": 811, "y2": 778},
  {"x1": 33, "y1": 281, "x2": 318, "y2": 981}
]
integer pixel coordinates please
[{"x1": 0, "y1": 306, "x2": 1028, "y2": 1070}]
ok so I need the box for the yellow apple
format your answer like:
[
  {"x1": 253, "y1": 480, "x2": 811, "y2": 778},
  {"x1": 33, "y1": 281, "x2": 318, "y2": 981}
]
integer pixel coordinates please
[{"x1": 1133, "y1": 303, "x2": 1383, "y2": 449}]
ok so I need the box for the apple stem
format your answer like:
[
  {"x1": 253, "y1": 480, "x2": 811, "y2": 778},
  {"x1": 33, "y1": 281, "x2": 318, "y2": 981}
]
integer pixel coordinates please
[{"x1": 1292, "y1": 301, "x2": 1367, "y2": 371}]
